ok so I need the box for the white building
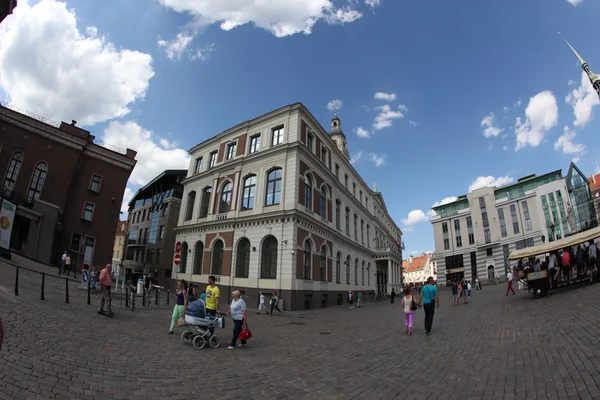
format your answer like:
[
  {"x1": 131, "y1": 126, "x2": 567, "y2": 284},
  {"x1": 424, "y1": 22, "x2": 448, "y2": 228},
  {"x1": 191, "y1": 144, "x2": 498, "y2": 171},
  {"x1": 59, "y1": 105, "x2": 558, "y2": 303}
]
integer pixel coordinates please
[
  {"x1": 402, "y1": 252, "x2": 436, "y2": 284},
  {"x1": 172, "y1": 103, "x2": 402, "y2": 310}
]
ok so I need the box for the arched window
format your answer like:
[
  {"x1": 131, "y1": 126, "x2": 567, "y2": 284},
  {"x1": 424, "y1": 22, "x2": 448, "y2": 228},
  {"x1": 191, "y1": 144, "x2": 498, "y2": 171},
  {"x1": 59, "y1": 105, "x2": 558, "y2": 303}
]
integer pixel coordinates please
[
  {"x1": 184, "y1": 191, "x2": 196, "y2": 220},
  {"x1": 335, "y1": 200, "x2": 341, "y2": 230},
  {"x1": 261, "y1": 236, "x2": 278, "y2": 279},
  {"x1": 362, "y1": 261, "x2": 365, "y2": 285},
  {"x1": 355, "y1": 258, "x2": 359, "y2": 285},
  {"x1": 320, "y1": 246, "x2": 327, "y2": 281},
  {"x1": 211, "y1": 239, "x2": 224, "y2": 275},
  {"x1": 319, "y1": 186, "x2": 327, "y2": 218},
  {"x1": 353, "y1": 214, "x2": 358, "y2": 239},
  {"x1": 303, "y1": 240, "x2": 312, "y2": 280},
  {"x1": 360, "y1": 220, "x2": 364, "y2": 244},
  {"x1": 241, "y1": 176, "x2": 256, "y2": 210},
  {"x1": 236, "y1": 238, "x2": 250, "y2": 278},
  {"x1": 345, "y1": 207, "x2": 350, "y2": 235},
  {"x1": 304, "y1": 175, "x2": 312, "y2": 209},
  {"x1": 366, "y1": 224, "x2": 370, "y2": 248},
  {"x1": 265, "y1": 168, "x2": 282, "y2": 206},
  {"x1": 3, "y1": 151, "x2": 23, "y2": 191},
  {"x1": 219, "y1": 182, "x2": 232, "y2": 214},
  {"x1": 27, "y1": 162, "x2": 48, "y2": 201},
  {"x1": 368, "y1": 262, "x2": 371, "y2": 286},
  {"x1": 179, "y1": 242, "x2": 188, "y2": 273},
  {"x1": 335, "y1": 252, "x2": 341, "y2": 283},
  {"x1": 199, "y1": 186, "x2": 212, "y2": 218},
  {"x1": 346, "y1": 255, "x2": 351, "y2": 284},
  {"x1": 193, "y1": 241, "x2": 204, "y2": 274}
]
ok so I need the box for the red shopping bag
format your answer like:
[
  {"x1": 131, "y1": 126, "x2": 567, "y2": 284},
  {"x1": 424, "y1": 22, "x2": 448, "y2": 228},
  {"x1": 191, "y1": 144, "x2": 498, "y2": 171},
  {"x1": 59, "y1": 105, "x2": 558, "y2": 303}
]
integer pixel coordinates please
[{"x1": 238, "y1": 325, "x2": 252, "y2": 341}]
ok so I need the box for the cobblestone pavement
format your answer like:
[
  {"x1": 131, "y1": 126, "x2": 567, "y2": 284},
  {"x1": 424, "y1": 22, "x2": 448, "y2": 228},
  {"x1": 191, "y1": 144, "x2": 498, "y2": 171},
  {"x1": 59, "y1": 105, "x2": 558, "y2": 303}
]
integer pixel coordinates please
[{"x1": 2, "y1": 259, "x2": 600, "y2": 400}]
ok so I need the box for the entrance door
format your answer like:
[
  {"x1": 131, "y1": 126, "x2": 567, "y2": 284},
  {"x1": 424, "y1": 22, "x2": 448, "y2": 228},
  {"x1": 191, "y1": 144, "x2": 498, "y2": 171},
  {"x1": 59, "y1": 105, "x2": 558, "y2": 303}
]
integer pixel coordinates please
[{"x1": 487, "y1": 265, "x2": 495, "y2": 280}]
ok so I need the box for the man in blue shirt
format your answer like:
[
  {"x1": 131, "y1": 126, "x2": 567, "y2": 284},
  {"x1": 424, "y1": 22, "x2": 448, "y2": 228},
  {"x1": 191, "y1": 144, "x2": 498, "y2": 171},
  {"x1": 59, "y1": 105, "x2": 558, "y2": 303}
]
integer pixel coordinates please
[{"x1": 419, "y1": 276, "x2": 440, "y2": 335}]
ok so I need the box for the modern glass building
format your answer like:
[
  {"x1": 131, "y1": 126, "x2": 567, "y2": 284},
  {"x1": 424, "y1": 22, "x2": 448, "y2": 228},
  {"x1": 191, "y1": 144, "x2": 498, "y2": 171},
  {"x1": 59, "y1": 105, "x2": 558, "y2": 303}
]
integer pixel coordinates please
[{"x1": 566, "y1": 162, "x2": 598, "y2": 233}]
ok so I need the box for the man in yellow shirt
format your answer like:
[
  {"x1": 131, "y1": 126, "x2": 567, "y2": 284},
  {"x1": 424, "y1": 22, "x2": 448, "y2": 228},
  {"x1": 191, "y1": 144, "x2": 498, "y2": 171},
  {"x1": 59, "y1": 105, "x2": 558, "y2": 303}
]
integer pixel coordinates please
[{"x1": 205, "y1": 275, "x2": 220, "y2": 316}]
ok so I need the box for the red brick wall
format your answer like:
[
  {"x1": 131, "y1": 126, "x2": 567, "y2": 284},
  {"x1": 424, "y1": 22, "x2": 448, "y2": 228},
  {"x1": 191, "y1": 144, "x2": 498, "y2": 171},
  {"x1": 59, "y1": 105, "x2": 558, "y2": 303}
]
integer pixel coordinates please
[
  {"x1": 236, "y1": 135, "x2": 247, "y2": 156},
  {"x1": 217, "y1": 142, "x2": 226, "y2": 163},
  {"x1": 212, "y1": 174, "x2": 237, "y2": 214}
]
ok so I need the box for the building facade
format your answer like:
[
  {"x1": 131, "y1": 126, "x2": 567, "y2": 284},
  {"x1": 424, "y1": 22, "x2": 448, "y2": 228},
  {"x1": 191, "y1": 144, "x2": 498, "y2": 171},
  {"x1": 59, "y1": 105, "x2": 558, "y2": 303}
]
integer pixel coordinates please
[
  {"x1": 123, "y1": 170, "x2": 186, "y2": 286},
  {"x1": 0, "y1": 104, "x2": 136, "y2": 267},
  {"x1": 432, "y1": 165, "x2": 597, "y2": 286},
  {"x1": 0, "y1": 0, "x2": 17, "y2": 24},
  {"x1": 112, "y1": 220, "x2": 127, "y2": 268},
  {"x1": 173, "y1": 103, "x2": 402, "y2": 310},
  {"x1": 402, "y1": 253, "x2": 435, "y2": 284},
  {"x1": 588, "y1": 173, "x2": 600, "y2": 223}
]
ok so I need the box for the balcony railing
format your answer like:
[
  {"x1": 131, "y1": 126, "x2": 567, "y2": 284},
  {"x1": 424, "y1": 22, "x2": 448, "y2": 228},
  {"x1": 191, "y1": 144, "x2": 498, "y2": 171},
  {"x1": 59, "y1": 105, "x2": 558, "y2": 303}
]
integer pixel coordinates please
[{"x1": 0, "y1": 187, "x2": 35, "y2": 209}]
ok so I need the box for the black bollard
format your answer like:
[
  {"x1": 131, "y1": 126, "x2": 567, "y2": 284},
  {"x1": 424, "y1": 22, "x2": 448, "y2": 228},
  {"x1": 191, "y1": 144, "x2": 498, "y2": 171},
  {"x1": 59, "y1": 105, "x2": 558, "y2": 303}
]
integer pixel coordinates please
[
  {"x1": 41, "y1": 273, "x2": 45, "y2": 301},
  {"x1": 87, "y1": 273, "x2": 91, "y2": 305},
  {"x1": 14, "y1": 267, "x2": 19, "y2": 296},
  {"x1": 142, "y1": 286, "x2": 146, "y2": 308},
  {"x1": 166, "y1": 289, "x2": 170, "y2": 305},
  {"x1": 155, "y1": 289, "x2": 158, "y2": 305},
  {"x1": 125, "y1": 287, "x2": 129, "y2": 308},
  {"x1": 65, "y1": 278, "x2": 69, "y2": 304}
]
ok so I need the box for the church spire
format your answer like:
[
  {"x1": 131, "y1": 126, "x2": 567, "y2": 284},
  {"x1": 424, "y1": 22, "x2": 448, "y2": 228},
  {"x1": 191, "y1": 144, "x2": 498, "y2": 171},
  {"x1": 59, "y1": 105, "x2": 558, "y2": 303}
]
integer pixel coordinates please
[
  {"x1": 560, "y1": 32, "x2": 600, "y2": 100},
  {"x1": 328, "y1": 108, "x2": 350, "y2": 161}
]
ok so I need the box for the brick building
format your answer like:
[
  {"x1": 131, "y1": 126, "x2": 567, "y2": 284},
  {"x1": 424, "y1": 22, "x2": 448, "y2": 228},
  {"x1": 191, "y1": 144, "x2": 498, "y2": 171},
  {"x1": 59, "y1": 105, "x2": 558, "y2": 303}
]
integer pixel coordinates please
[
  {"x1": 0, "y1": 104, "x2": 136, "y2": 268},
  {"x1": 174, "y1": 103, "x2": 402, "y2": 311}
]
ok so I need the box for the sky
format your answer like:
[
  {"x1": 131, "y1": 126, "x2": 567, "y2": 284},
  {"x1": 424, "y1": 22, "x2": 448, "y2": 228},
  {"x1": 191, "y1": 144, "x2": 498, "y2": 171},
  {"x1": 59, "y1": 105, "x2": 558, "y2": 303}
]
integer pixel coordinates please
[{"x1": 1, "y1": 0, "x2": 600, "y2": 258}]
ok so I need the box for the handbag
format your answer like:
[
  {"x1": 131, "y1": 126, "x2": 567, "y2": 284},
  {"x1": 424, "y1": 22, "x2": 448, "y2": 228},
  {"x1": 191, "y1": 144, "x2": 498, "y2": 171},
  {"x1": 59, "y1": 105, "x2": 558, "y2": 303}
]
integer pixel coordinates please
[
  {"x1": 238, "y1": 324, "x2": 253, "y2": 341},
  {"x1": 409, "y1": 295, "x2": 418, "y2": 311},
  {"x1": 176, "y1": 317, "x2": 186, "y2": 327}
]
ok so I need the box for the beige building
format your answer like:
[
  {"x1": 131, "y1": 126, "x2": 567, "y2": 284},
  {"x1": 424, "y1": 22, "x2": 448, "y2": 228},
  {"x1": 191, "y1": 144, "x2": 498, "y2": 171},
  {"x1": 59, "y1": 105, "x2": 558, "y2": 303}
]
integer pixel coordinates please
[
  {"x1": 402, "y1": 252, "x2": 436, "y2": 284},
  {"x1": 173, "y1": 103, "x2": 402, "y2": 310},
  {"x1": 112, "y1": 220, "x2": 127, "y2": 262}
]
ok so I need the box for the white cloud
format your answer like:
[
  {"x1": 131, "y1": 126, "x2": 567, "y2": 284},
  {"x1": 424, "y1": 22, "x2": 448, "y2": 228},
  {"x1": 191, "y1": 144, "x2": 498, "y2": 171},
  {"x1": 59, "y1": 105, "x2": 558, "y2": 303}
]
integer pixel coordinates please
[
  {"x1": 566, "y1": 71, "x2": 600, "y2": 128},
  {"x1": 374, "y1": 92, "x2": 396, "y2": 102},
  {"x1": 365, "y1": 0, "x2": 381, "y2": 7},
  {"x1": 121, "y1": 187, "x2": 135, "y2": 214},
  {"x1": 327, "y1": 99, "x2": 343, "y2": 112},
  {"x1": 514, "y1": 91, "x2": 558, "y2": 151},
  {"x1": 159, "y1": 0, "x2": 363, "y2": 40},
  {"x1": 554, "y1": 126, "x2": 586, "y2": 155},
  {"x1": 190, "y1": 43, "x2": 215, "y2": 61},
  {"x1": 102, "y1": 121, "x2": 191, "y2": 186},
  {"x1": 568, "y1": 79, "x2": 576, "y2": 86},
  {"x1": 515, "y1": 98, "x2": 522, "y2": 107},
  {"x1": 572, "y1": 156, "x2": 581, "y2": 163},
  {"x1": 503, "y1": 145, "x2": 508, "y2": 151},
  {"x1": 158, "y1": 32, "x2": 194, "y2": 60},
  {"x1": 503, "y1": 106, "x2": 509, "y2": 112},
  {"x1": 367, "y1": 152, "x2": 386, "y2": 166},
  {"x1": 373, "y1": 104, "x2": 406, "y2": 130},
  {"x1": 350, "y1": 151, "x2": 363, "y2": 165},
  {"x1": 409, "y1": 120, "x2": 417, "y2": 127},
  {"x1": 356, "y1": 127, "x2": 371, "y2": 138},
  {"x1": 0, "y1": 0, "x2": 155, "y2": 127},
  {"x1": 567, "y1": 0, "x2": 583, "y2": 6},
  {"x1": 481, "y1": 112, "x2": 503, "y2": 138},
  {"x1": 468, "y1": 175, "x2": 515, "y2": 192},
  {"x1": 432, "y1": 196, "x2": 458, "y2": 207},
  {"x1": 402, "y1": 210, "x2": 428, "y2": 226}
]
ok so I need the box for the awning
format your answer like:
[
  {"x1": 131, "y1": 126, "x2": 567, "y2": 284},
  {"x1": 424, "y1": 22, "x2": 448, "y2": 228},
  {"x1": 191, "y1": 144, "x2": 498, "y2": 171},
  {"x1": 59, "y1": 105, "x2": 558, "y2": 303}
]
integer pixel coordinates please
[{"x1": 508, "y1": 226, "x2": 600, "y2": 260}]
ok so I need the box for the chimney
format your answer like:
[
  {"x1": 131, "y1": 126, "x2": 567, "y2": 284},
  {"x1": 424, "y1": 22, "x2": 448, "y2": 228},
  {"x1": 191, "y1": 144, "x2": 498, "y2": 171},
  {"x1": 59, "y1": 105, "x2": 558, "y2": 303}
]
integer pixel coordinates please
[{"x1": 126, "y1": 148, "x2": 137, "y2": 160}]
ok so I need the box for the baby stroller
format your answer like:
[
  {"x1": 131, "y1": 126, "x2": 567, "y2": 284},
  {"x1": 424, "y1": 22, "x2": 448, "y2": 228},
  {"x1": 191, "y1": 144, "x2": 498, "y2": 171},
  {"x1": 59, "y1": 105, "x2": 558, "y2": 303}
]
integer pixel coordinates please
[{"x1": 181, "y1": 298, "x2": 225, "y2": 349}]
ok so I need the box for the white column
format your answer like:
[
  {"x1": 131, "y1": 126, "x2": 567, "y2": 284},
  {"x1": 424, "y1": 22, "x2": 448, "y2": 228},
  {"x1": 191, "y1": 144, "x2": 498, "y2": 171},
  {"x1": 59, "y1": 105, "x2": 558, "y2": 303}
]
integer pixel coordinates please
[{"x1": 387, "y1": 259, "x2": 392, "y2": 293}]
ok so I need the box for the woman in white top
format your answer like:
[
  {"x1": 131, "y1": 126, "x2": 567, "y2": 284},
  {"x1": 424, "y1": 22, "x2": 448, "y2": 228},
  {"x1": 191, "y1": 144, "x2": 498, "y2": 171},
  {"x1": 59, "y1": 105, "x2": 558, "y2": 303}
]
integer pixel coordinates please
[
  {"x1": 226, "y1": 290, "x2": 247, "y2": 350},
  {"x1": 400, "y1": 287, "x2": 417, "y2": 336}
]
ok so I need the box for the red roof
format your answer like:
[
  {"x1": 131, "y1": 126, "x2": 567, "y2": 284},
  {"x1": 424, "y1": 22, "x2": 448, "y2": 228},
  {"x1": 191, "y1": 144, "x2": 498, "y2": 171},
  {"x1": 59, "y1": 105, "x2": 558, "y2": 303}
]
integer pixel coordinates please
[
  {"x1": 116, "y1": 220, "x2": 128, "y2": 234},
  {"x1": 403, "y1": 255, "x2": 428, "y2": 273},
  {"x1": 589, "y1": 174, "x2": 600, "y2": 191}
]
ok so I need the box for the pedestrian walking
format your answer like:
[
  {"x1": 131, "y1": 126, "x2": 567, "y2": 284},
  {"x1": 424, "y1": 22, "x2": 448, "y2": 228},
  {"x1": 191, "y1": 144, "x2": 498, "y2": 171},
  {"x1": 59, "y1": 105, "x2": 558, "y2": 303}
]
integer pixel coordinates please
[
  {"x1": 226, "y1": 290, "x2": 248, "y2": 350},
  {"x1": 63, "y1": 254, "x2": 72, "y2": 275},
  {"x1": 96, "y1": 264, "x2": 114, "y2": 318},
  {"x1": 390, "y1": 289, "x2": 396, "y2": 304},
  {"x1": 59, "y1": 251, "x2": 67, "y2": 274},
  {"x1": 505, "y1": 270, "x2": 516, "y2": 296},
  {"x1": 357, "y1": 291, "x2": 363, "y2": 308},
  {"x1": 167, "y1": 280, "x2": 187, "y2": 334},
  {"x1": 256, "y1": 292, "x2": 268, "y2": 314},
  {"x1": 419, "y1": 277, "x2": 439, "y2": 335},
  {"x1": 475, "y1": 277, "x2": 481, "y2": 290},
  {"x1": 348, "y1": 291, "x2": 354, "y2": 309},
  {"x1": 467, "y1": 281, "x2": 472, "y2": 299},
  {"x1": 462, "y1": 280, "x2": 469, "y2": 304},
  {"x1": 270, "y1": 292, "x2": 282, "y2": 314},
  {"x1": 451, "y1": 281, "x2": 459, "y2": 306},
  {"x1": 204, "y1": 275, "x2": 220, "y2": 317},
  {"x1": 401, "y1": 287, "x2": 418, "y2": 336},
  {"x1": 90, "y1": 267, "x2": 98, "y2": 295}
]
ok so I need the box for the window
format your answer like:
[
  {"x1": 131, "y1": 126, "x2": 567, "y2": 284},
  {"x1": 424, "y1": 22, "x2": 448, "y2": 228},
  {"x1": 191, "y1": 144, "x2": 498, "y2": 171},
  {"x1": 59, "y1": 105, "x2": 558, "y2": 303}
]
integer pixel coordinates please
[
  {"x1": 304, "y1": 175, "x2": 312, "y2": 209},
  {"x1": 89, "y1": 174, "x2": 102, "y2": 193},
  {"x1": 27, "y1": 162, "x2": 48, "y2": 201},
  {"x1": 82, "y1": 202, "x2": 95, "y2": 221},
  {"x1": 179, "y1": 242, "x2": 188, "y2": 273},
  {"x1": 479, "y1": 197, "x2": 486, "y2": 209},
  {"x1": 345, "y1": 207, "x2": 350, "y2": 235},
  {"x1": 265, "y1": 168, "x2": 282, "y2": 206},
  {"x1": 466, "y1": 216, "x2": 473, "y2": 228},
  {"x1": 199, "y1": 187, "x2": 212, "y2": 218},
  {"x1": 320, "y1": 246, "x2": 327, "y2": 281},
  {"x1": 456, "y1": 236, "x2": 462, "y2": 247},
  {"x1": 362, "y1": 261, "x2": 365, "y2": 285},
  {"x1": 185, "y1": 191, "x2": 196, "y2": 220},
  {"x1": 236, "y1": 238, "x2": 250, "y2": 278},
  {"x1": 353, "y1": 183, "x2": 356, "y2": 196},
  {"x1": 442, "y1": 223, "x2": 448, "y2": 233},
  {"x1": 71, "y1": 233, "x2": 81, "y2": 252},
  {"x1": 360, "y1": 191, "x2": 363, "y2": 204},
  {"x1": 361, "y1": 220, "x2": 364, "y2": 244},
  {"x1": 486, "y1": 248, "x2": 493, "y2": 256},
  {"x1": 249, "y1": 135, "x2": 260, "y2": 154},
  {"x1": 303, "y1": 240, "x2": 312, "y2": 280},
  {"x1": 468, "y1": 233, "x2": 474, "y2": 245},
  {"x1": 193, "y1": 241, "x2": 204, "y2": 274},
  {"x1": 484, "y1": 229, "x2": 491, "y2": 244},
  {"x1": 162, "y1": 204, "x2": 169, "y2": 216},
  {"x1": 367, "y1": 262, "x2": 371, "y2": 286},
  {"x1": 335, "y1": 252, "x2": 341, "y2": 283},
  {"x1": 510, "y1": 204, "x2": 519, "y2": 234},
  {"x1": 209, "y1": 151, "x2": 217, "y2": 168},
  {"x1": 211, "y1": 240, "x2": 224, "y2": 275},
  {"x1": 319, "y1": 186, "x2": 326, "y2": 218},
  {"x1": 354, "y1": 259, "x2": 358, "y2": 285},
  {"x1": 219, "y1": 182, "x2": 233, "y2": 214},
  {"x1": 335, "y1": 200, "x2": 341, "y2": 230},
  {"x1": 261, "y1": 236, "x2": 278, "y2": 279},
  {"x1": 226, "y1": 142, "x2": 236, "y2": 160},
  {"x1": 522, "y1": 200, "x2": 532, "y2": 231},
  {"x1": 159, "y1": 225, "x2": 164, "y2": 240},
  {"x1": 306, "y1": 132, "x2": 313, "y2": 150},
  {"x1": 271, "y1": 126, "x2": 284, "y2": 146},
  {"x1": 454, "y1": 220, "x2": 460, "y2": 231},
  {"x1": 498, "y1": 208, "x2": 507, "y2": 237},
  {"x1": 346, "y1": 255, "x2": 351, "y2": 284},
  {"x1": 321, "y1": 147, "x2": 327, "y2": 164},
  {"x1": 194, "y1": 157, "x2": 203, "y2": 174},
  {"x1": 482, "y1": 212, "x2": 489, "y2": 227},
  {"x1": 353, "y1": 214, "x2": 358, "y2": 239},
  {"x1": 335, "y1": 164, "x2": 340, "y2": 179},
  {"x1": 3, "y1": 151, "x2": 23, "y2": 191},
  {"x1": 344, "y1": 174, "x2": 348, "y2": 188},
  {"x1": 241, "y1": 176, "x2": 257, "y2": 210},
  {"x1": 444, "y1": 238, "x2": 450, "y2": 250},
  {"x1": 366, "y1": 225, "x2": 370, "y2": 248}
]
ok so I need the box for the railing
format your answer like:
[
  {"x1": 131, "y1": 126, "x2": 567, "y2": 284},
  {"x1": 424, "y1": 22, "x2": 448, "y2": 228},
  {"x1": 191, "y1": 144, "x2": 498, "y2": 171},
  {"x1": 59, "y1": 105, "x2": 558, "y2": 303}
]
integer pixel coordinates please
[
  {"x1": 11, "y1": 265, "x2": 73, "y2": 303},
  {"x1": 0, "y1": 187, "x2": 35, "y2": 209}
]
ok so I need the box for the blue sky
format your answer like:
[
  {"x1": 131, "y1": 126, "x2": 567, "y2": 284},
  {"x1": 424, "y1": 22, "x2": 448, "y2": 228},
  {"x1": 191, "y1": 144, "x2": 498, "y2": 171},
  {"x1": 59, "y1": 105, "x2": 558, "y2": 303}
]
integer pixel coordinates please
[{"x1": 1, "y1": 0, "x2": 600, "y2": 257}]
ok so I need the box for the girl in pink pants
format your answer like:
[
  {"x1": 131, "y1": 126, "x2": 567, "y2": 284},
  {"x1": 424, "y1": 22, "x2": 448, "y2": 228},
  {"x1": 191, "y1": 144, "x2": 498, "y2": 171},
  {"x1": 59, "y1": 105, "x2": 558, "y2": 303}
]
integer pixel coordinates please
[{"x1": 401, "y1": 287, "x2": 417, "y2": 336}]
